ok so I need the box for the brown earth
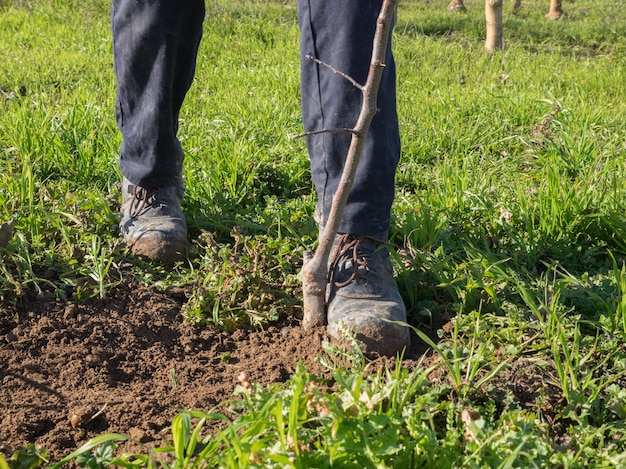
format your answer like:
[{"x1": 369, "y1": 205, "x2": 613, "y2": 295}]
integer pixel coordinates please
[{"x1": 0, "y1": 279, "x2": 436, "y2": 462}]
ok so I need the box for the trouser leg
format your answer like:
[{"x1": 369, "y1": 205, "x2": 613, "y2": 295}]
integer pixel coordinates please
[
  {"x1": 298, "y1": 0, "x2": 400, "y2": 238},
  {"x1": 111, "y1": 0, "x2": 205, "y2": 188}
]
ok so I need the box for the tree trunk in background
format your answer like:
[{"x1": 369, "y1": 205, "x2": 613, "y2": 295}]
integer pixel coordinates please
[
  {"x1": 546, "y1": 0, "x2": 564, "y2": 20},
  {"x1": 485, "y1": 0, "x2": 503, "y2": 52},
  {"x1": 448, "y1": 0, "x2": 467, "y2": 13},
  {"x1": 511, "y1": 0, "x2": 521, "y2": 11}
]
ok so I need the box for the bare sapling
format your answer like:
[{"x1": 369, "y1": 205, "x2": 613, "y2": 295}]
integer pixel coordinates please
[
  {"x1": 546, "y1": 0, "x2": 564, "y2": 20},
  {"x1": 448, "y1": 0, "x2": 467, "y2": 13},
  {"x1": 485, "y1": 0, "x2": 504, "y2": 53},
  {"x1": 300, "y1": 0, "x2": 397, "y2": 329}
]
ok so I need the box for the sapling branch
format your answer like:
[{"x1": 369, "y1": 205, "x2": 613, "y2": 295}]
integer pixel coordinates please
[
  {"x1": 301, "y1": 0, "x2": 397, "y2": 329},
  {"x1": 293, "y1": 127, "x2": 358, "y2": 140},
  {"x1": 305, "y1": 54, "x2": 364, "y2": 90}
]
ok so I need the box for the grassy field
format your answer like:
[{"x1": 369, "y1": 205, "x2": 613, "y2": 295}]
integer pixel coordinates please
[{"x1": 2, "y1": 0, "x2": 626, "y2": 466}]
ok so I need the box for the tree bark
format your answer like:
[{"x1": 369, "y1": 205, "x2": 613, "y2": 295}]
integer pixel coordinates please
[
  {"x1": 485, "y1": 0, "x2": 504, "y2": 53},
  {"x1": 301, "y1": 0, "x2": 397, "y2": 329},
  {"x1": 448, "y1": 0, "x2": 466, "y2": 13},
  {"x1": 546, "y1": 0, "x2": 564, "y2": 20},
  {"x1": 511, "y1": 0, "x2": 521, "y2": 11}
]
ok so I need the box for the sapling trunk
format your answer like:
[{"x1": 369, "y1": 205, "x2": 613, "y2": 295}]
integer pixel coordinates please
[
  {"x1": 485, "y1": 0, "x2": 504, "y2": 53},
  {"x1": 546, "y1": 0, "x2": 564, "y2": 20},
  {"x1": 448, "y1": 0, "x2": 467, "y2": 13},
  {"x1": 301, "y1": 0, "x2": 397, "y2": 329}
]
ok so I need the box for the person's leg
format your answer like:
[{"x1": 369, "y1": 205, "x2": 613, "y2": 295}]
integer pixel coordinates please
[
  {"x1": 298, "y1": 0, "x2": 399, "y2": 238},
  {"x1": 298, "y1": 0, "x2": 410, "y2": 356},
  {"x1": 111, "y1": 0, "x2": 205, "y2": 261}
]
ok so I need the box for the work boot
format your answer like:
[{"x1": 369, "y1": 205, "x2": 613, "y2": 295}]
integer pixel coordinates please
[
  {"x1": 327, "y1": 233, "x2": 410, "y2": 357},
  {"x1": 120, "y1": 177, "x2": 188, "y2": 263}
]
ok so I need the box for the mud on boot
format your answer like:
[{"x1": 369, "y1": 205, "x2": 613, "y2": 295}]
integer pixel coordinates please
[
  {"x1": 120, "y1": 177, "x2": 188, "y2": 263},
  {"x1": 327, "y1": 233, "x2": 410, "y2": 357}
]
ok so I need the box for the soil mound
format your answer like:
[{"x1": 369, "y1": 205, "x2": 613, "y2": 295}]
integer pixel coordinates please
[{"x1": 0, "y1": 281, "x2": 427, "y2": 460}]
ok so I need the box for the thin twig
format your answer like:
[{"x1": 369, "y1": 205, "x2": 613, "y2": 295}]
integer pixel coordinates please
[
  {"x1": 306, "y1": 54, "x2": 364, "y2": 90},
  {"x1": 85, "y1": 403, "x2": 109, "y2": 424},
  {"x1": 293, "y1": 128, "x2": 358, "y2": 140}
]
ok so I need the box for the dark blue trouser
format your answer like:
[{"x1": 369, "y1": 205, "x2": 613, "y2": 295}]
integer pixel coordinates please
[
  {"x1": 111, "y1": 0, "x2": 205, "y2": 188},
  {"x1": 298, "y1": 0, "x2": 399, "y2": 237},
  {"x1": 112, "y1": 0, "x2": 399, "y2": 237}
]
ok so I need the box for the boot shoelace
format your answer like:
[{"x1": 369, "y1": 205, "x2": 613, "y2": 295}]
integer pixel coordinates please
[
  {"x1": 126, "y1": 185, "x2": 162, "y2": 218},
  {"x1": 329, "y1": 234, "x2": 380, "y2": 287}
]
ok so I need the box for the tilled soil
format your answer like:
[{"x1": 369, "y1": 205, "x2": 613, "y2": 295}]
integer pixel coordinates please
[{"x1": 0, "y1": 280, "x2": 432, "y2": 461}]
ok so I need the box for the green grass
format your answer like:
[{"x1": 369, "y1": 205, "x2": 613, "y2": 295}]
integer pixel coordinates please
[{"x1": 2, "y1": 0, "x2": 626, "y2": 466}]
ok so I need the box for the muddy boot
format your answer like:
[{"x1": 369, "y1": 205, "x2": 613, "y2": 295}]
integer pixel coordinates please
[
  {"x1": 327, "y1": 234, "x2": 410, "y2": 357},
  {"x1": 120, "y1": 177, "x2": 188, "y2": 263}
]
